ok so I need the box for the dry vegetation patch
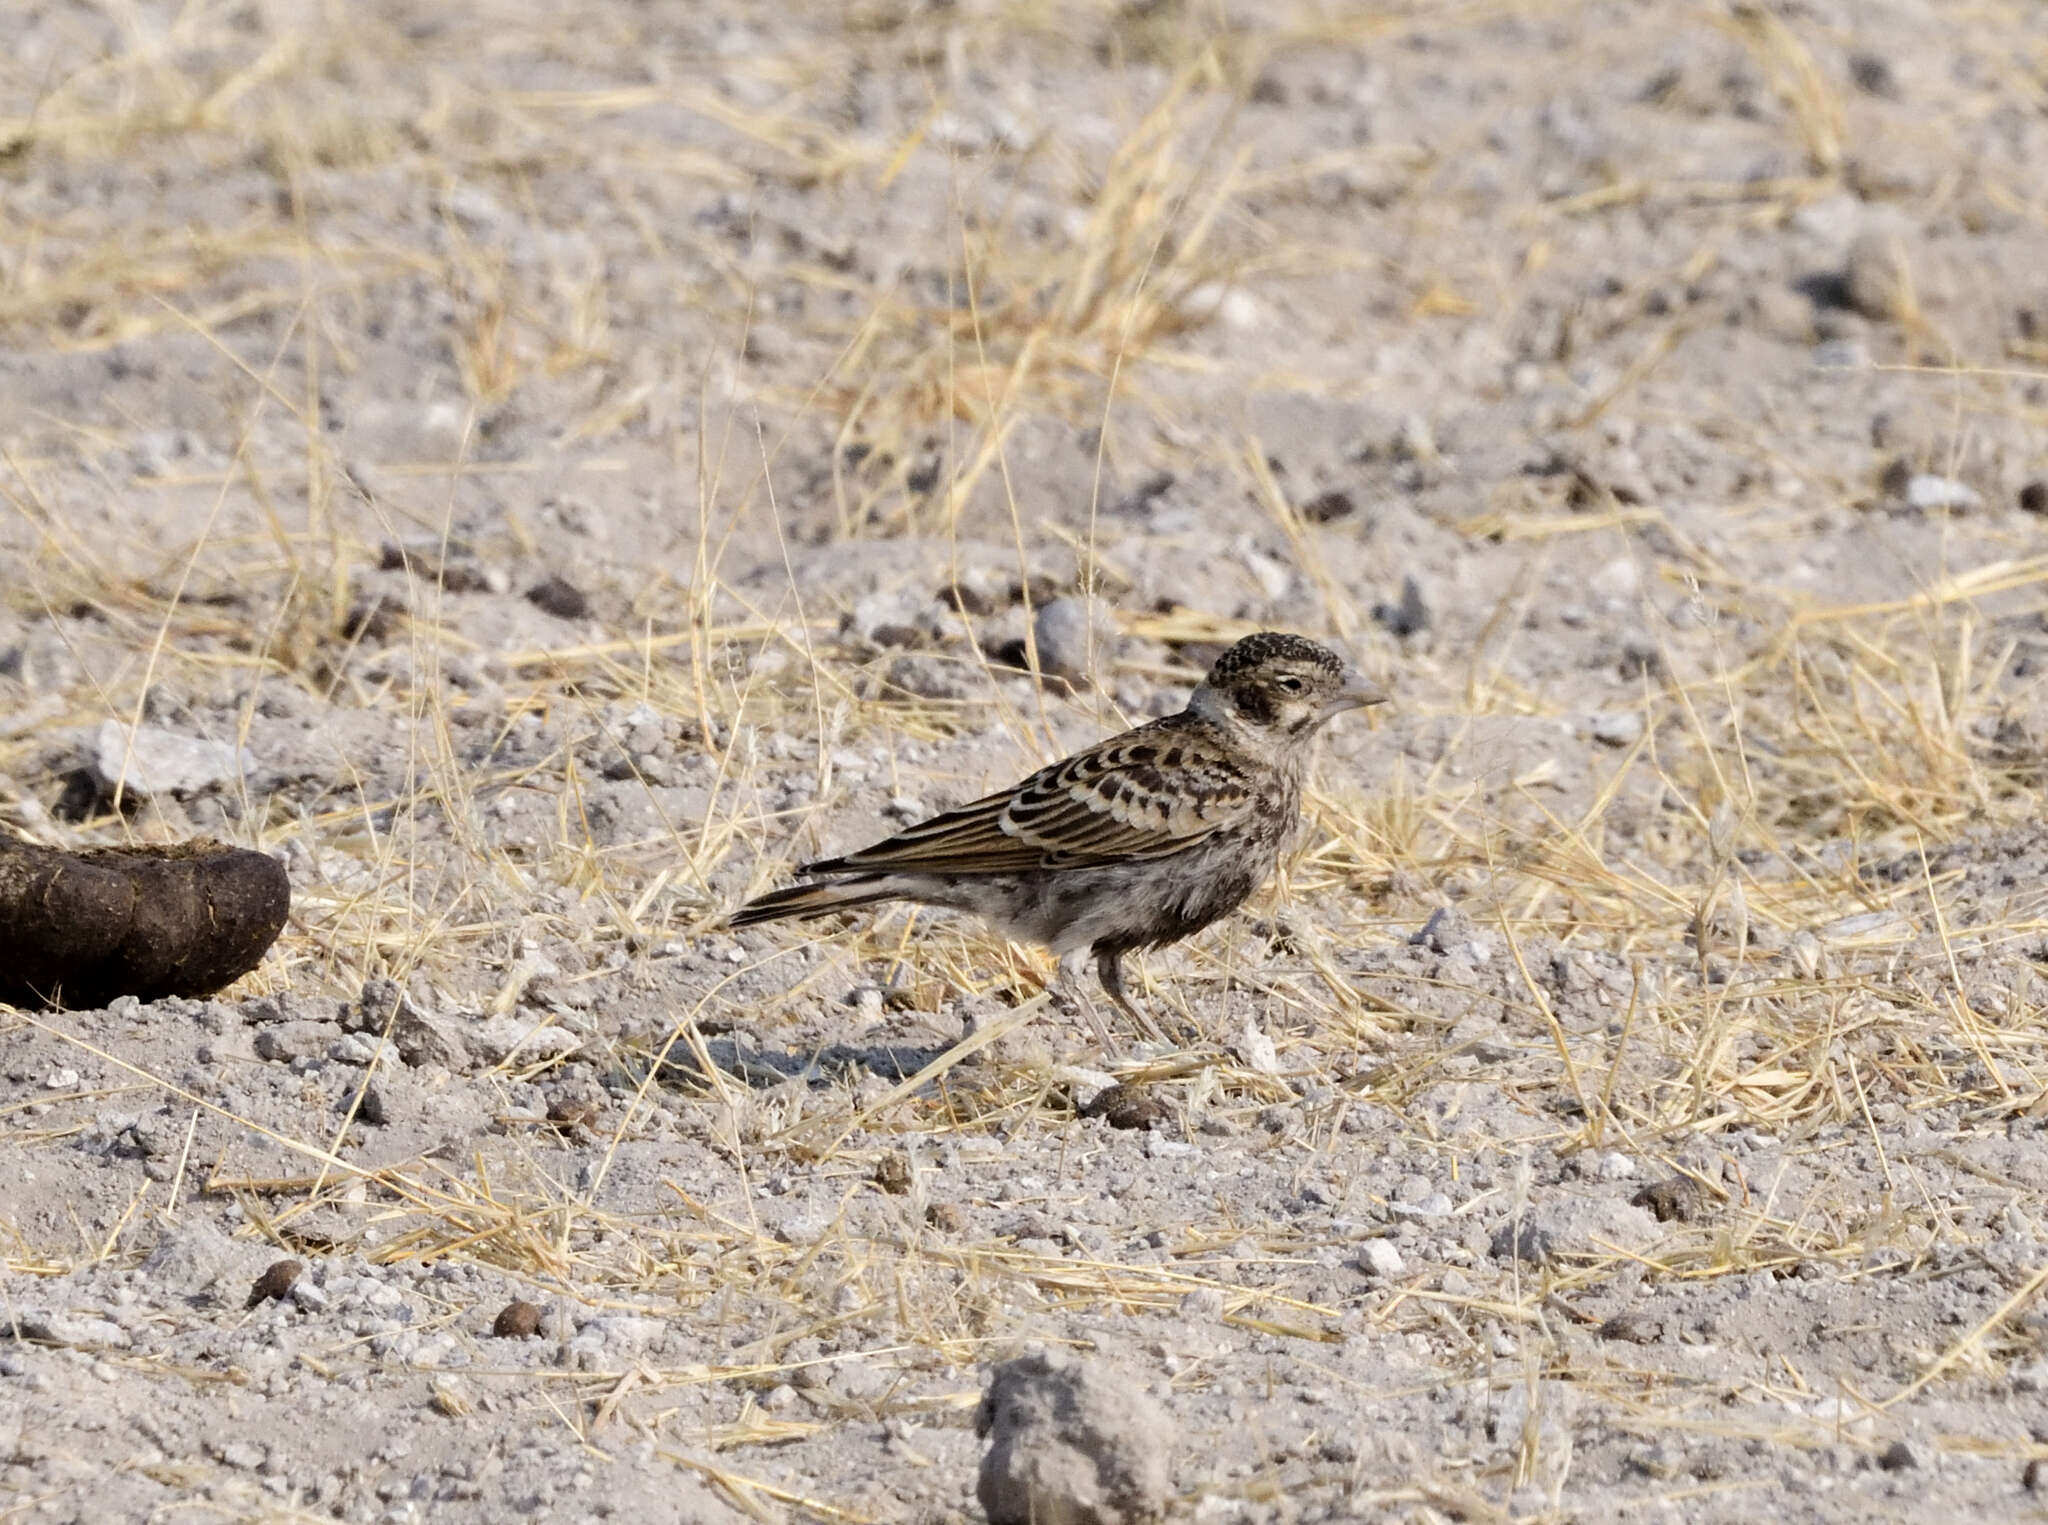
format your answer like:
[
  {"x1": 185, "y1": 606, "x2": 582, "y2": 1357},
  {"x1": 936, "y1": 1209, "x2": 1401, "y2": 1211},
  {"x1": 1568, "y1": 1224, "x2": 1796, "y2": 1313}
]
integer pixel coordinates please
[{"x1": 5, "y1": 1, "x2": 2048, "y2": 1520}]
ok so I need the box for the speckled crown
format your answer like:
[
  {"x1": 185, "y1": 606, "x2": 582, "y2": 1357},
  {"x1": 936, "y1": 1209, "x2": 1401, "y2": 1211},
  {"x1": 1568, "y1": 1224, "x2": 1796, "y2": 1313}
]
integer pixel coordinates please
[{"x1": 1204, "y1": 631, "x2": 1346, "y2": 685}]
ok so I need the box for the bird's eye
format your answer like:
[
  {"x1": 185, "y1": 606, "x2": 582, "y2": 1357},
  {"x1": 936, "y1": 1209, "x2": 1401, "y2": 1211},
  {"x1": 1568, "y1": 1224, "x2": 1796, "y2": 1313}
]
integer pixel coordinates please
[{"x1": 1275, "y1": 674, "x2": 1305, "y2": 693}]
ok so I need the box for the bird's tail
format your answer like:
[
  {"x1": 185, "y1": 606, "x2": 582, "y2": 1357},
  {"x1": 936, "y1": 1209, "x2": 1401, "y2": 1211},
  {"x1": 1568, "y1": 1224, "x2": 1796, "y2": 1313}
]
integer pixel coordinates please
[{"x1": 727, "y1": 875, "x2": 897, "y2": 929}]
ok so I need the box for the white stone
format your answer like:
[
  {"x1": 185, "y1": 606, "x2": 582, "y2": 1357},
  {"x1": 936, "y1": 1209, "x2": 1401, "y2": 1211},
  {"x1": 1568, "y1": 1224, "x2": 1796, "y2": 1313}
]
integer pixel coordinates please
[
  {"x1": 467, "y1": 1017, "x2": 583, "y2": 1065},
  {"x1": 1904, "y1": 474, "x2": 1981, "y2": 513},
  {"x1": 1590, "y1": 711, "x2": 1644, "y2": 747},
  {"x1": 1355, "y1": 1239, "x2": 1406, "y2": 1278},
  {"x1": 1232, "y1": 1019, "x2": 1280, "y2": 1076},
  {"x1": 92, "y1": 720, "x2": 255, "y2": 798}
]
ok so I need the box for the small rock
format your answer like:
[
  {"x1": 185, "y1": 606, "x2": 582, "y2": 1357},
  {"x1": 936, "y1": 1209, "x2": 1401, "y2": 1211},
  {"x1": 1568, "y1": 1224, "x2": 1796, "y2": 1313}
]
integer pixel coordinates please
[
  {"x1": 1813, "y1": 338, "x2": 1872, "y2": 369},
  {"x1": 887, "y1": 653, "x2": 972, "y2": 700},
  {"x1": 1598, "y1": 1310, "x2": 1663, "y2": 1344},
  {"x1": 1372, "y1": 576, "x2": 1429, "y2": 638},
  {"x1": 1618, "y1": 641, "x2": 1661, "y2": 680},
  {"x1": 873, "y1": 1153, "x2": 913, "y2": 1195},
  {"x1": 925, "y1": 1203, "x2": 965, "y2": 1234},
  {"x1": 2020, "y1": 481, "x2": 2048, "y2": 516},
  {"x1": 1231, "y1": 1018, "x2": 1280, "y2": 1076},
  {"x1": 581, "y1": 1314, "x2": 665, "y2": 1354},
  {"x1": 1848, "y1": 53, "x2": 1900, "y2": 100},
  {"x1": 1354, "y1": 1239, "x2": 1406, "y2": 1279},
  {"x1": 468, "y1": 1017, "x2": 581, "y2": 1066},
  {"x1": 1844, "y1": 231, "x2": 1914, "y2": 323},
  {"x1": 1632, "y1": 1177, "x2": 1707, "y2": 1223},
  {"x1": 1590, "y1": 710, "x2": 1644, "y2": 748},
  {"x1": 1750, "y1": 283, "x2": 1816, "y2": 344},
  {"x1": 253, "y1": 1023, "x2": 331, "y2": 1063},
  {"x1": 247, "y1": 1259, "x2": 303, "y2": 1308},
  {"x1": 346, "y1": 979, "x2": 468, "y2": 1071},
  {"x1": 1116, "y1": 471, "x2": 1176, "y2": 514},
  {"x1": 1413, "y1": 905, "x2": 1473, "y2": 955},
  {"x1": 525, "y1": 575, "x2": 590, "y2": 621},
  {"x1": 91, "y1": 721, "x2": 254, "y2": 800},
  {"x1": 1877, "y1": 1439, "x2": 1920, "y2": 1471},
  {"x1": 1593, "y1": 1151, "x2": 1637, "y2": 1182},
  {"x1": 1626, "y1": 1442, "x2": 1679, "y2": 1479},
  {"x1": 848, "y1": 587, "x2": 943, "y2": 648},
  {"x1": 1904, "y1": 474, "x2": 1981, "y2": 513},
  {"x1": 342, "y1": 593, "x2": 403, "y2": 642},
  {"x1": 545, "y1": 1097, "x2": 600, "y2": 1134},
  {"x1": 492, "y1": 1300, "x2": 543, "y2": 1338},
  {"x1": 1589, "y1": 556, "x2": 1641, "y2": 601},
  {"x1": 835, "y1": 1359, "x2": 891, "y2": 1404},
  {"x1": 216, "y1": 1440, "x2": 266, "y2": 1470},
  {"x1": 1033, "y1": 597, "x2": 1120, "y2": 683},
  {"x1": 1299, "y1": 489, "x2": 1355, "y2": 524},
  {"x1": 8, "y1": 1311, "x2": 131, "y2": 1348},
  {"x1": 1079, "y1": 1084, "x2": 1166, "y2": 1131},
  {"x1": 288, "y1": 1278, "x2": 329, "y2": 1313},
  {"x1": 1490, "y1": 1221, "x2": 1557, "y2": 1266},
  {"x1": 355, "y1": 1082, "x2": 389, "y2": 1127},
  {"x1": 941, "y1": 569, "x2": 1009, "y2": 617},
  {"x1": 977, "y1": 1350, "x2": 1173, "y2": 1525}
]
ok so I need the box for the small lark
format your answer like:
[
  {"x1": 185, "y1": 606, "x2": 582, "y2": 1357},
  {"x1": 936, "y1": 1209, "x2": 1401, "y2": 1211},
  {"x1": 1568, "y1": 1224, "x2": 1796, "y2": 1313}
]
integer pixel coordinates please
[{"x1": 730, "y1": 632, "x2": 1386, "y2": 1033}]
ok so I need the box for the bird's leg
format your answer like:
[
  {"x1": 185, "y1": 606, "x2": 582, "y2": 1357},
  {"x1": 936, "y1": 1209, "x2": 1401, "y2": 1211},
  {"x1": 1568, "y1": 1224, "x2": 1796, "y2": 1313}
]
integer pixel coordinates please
[
  {"x1": 1050, "y1": 948, "x2": 1120, "y2": 1055},
  {"x1": 1095, "y1": 947, "x2": 1191, "y2": 1047}
]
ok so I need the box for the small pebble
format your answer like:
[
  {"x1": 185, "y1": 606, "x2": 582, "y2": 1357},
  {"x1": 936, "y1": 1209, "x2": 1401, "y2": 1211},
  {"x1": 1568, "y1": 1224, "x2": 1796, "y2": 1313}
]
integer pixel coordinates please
[
  {"x1": 1599, "y1": 1310, "x2": 1663, "y2": 1344},
  {"x1": 873, "y1": 1153, "x2": 913, "y2": 1195},
  {"x1": 1490, "y1": 1221, "x2": 1556, "y2": 1266},
  {"x1": 1373, "y1": 575, "x2": 1429, "y2": 638},
  {"x1": 1633, "y1": 1177, "x2": 1707, "y2": 1223},
  {"x1": 925, "y1": 1203, "x2": 964, "y2": 1233},
  {"x1": 1591, "y1": 710, "x2": 1644, "y2": 748},
  {"x1": 1844, "y1": 231, "x2": 1913, "y2": 323},
  {"x1": 1079, "y1": 1083, "x2": 1166, "y2": 1131},
  {"x1": 1904, "y1": 474, "x2": 1981, "y2": 513},
  {"x1": 431, "y1": 1375, "x2": 475, "y2": 1416},
  {"x1": 546, "y1": 1098, "x2": 599, "y2": 1134},
  {"x1": 1848, "y1": 52, "x2": 1900, "y2": 100},
  {"x1": 526, "y1": 575, "x2": 590, "y2": 621},
  {"x1": 2019, "y1": 480, "x2": 2046, "y2": 515},
  {"x1": 1354, "y1": 1239, "x2": 1406, "y2": 1279},
  {"x1": 288, "y1": 1279, "x2": 329, "y2": 1313},
  {"x1": 247, "y1": 1259, "x2": 303, "y2": 1309},
  {"x1": 1300, "y1": 488, "x2": 1355, "y2": 523},
  {"x1": 1032, "y1": 596, "x2": 1119, "y2": 683}
]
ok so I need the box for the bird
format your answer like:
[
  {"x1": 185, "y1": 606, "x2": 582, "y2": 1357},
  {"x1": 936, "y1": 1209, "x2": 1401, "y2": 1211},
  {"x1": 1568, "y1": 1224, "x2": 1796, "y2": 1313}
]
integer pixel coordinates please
[{"x1": 729, "y1": 631, "x2": 1387, "y2": 1037}]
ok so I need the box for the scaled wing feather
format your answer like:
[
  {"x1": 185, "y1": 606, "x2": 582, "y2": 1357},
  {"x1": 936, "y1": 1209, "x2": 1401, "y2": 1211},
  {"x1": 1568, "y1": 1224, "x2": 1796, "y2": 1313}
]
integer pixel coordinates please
[{"x1": 807, "y1": 724, "x2": 1252, "y2": 876}]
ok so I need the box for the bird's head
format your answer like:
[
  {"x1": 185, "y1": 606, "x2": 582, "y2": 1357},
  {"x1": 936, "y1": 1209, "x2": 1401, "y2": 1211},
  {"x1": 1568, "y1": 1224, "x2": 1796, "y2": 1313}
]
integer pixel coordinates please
[{"x1": 1189, "y1": 632, "x2": 1387, "y2": 752}]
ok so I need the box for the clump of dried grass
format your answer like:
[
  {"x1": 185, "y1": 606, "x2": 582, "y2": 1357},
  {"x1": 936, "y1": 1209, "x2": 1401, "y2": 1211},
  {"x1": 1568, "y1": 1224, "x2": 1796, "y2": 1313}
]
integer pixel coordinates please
[{"x1": 7, "y1": 0, "x2": 2048, "y2": 1514}]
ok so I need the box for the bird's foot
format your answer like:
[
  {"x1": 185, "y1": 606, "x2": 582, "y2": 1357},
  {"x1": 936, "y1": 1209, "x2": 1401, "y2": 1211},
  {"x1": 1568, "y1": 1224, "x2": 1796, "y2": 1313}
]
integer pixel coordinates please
[{"x1": 1052, "y1": 952, "x2": 1124, "y2": 1056}]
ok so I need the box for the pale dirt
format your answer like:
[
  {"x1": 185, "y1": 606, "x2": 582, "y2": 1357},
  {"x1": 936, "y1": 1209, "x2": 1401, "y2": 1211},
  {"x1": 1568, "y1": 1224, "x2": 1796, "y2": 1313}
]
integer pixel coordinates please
[{"x1": 5, "y1": 2, "x2": 2048, "y2": 1522}]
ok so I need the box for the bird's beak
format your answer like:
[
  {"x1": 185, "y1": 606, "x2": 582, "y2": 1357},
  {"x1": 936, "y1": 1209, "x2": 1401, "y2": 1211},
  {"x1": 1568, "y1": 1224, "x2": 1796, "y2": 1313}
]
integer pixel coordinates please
[{"x1": 1323, "y1": 668, "x2": 1389, "y2": 720}]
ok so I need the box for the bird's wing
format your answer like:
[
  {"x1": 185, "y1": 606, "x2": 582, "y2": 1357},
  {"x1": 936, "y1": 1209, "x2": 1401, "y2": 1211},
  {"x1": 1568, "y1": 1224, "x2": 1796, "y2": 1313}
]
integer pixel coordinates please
[{"x1": 808, "y1": 725, "x2": 1255, "y2": 875}]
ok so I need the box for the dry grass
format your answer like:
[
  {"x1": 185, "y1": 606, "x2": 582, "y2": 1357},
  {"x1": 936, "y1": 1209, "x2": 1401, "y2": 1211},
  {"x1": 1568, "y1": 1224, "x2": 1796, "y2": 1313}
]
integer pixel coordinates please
[{"x1": 6, "y1": 0, "x2": 2048, "y2": 1517}]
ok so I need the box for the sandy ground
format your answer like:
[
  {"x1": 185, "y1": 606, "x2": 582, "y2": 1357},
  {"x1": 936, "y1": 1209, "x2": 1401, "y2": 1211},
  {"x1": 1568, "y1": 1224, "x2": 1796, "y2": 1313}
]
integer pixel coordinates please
[{"x1": 6, "y1": 0, "x2": 2048, "y2": 1520}]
